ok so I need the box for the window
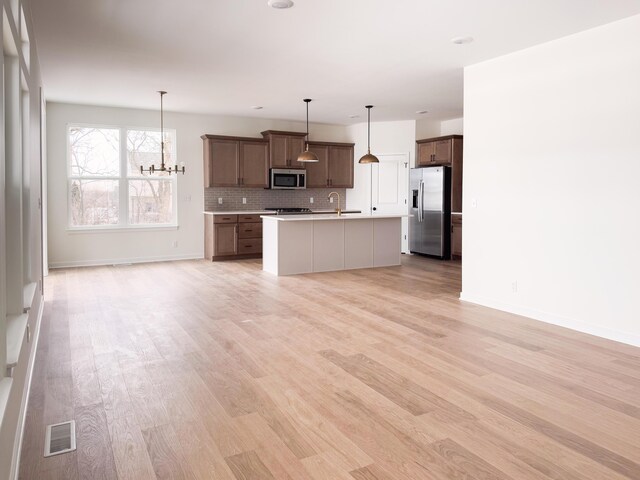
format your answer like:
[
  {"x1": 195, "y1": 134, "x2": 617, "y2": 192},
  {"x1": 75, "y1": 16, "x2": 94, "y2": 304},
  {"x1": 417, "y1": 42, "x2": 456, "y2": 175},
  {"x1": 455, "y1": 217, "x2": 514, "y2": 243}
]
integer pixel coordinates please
[{"x1": 68, "y1": 125, "x2": 177, "y2": 228}]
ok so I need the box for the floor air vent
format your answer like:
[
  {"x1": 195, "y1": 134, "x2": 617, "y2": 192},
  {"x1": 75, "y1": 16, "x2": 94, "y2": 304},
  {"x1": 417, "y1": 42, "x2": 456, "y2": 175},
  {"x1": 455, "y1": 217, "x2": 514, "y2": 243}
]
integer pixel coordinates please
[{"x1": 44, "y1": 420, "x2": 76, "y2": 457}]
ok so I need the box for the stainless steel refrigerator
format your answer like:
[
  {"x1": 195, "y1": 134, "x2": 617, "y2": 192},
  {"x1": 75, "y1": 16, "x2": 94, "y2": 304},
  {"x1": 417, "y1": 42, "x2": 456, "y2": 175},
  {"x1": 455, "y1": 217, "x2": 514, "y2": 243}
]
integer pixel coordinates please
[{"x1": 410, "y1": 166, "x2": 451, "y2": 259}]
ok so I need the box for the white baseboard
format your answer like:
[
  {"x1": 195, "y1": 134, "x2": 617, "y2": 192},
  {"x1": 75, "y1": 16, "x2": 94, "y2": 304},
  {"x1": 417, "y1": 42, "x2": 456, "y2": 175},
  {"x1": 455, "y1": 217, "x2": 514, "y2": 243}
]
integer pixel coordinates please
[
  {"x1": 48, "y1": 253, "x2": 203, "y2": 269},
  {"x1": 10, "y1": 296, "x2": 44, "y2": 480},
  {"x1": 459, "y1": 292, "x2": 640, "y2": 348}
]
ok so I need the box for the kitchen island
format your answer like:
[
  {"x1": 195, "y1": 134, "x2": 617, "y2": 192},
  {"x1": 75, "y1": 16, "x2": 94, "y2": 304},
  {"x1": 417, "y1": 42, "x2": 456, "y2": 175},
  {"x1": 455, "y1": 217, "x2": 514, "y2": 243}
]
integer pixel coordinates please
[{"x1": 261, "y1": 214, "x2": 406, "y2": 276}]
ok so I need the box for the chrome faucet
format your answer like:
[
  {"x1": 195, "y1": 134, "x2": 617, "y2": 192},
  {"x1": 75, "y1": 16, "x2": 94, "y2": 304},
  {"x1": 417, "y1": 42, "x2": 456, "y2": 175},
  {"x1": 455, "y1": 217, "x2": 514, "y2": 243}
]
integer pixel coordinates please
[{"x1": 327, "y1": 192, "x2": 342, "y2": 216}]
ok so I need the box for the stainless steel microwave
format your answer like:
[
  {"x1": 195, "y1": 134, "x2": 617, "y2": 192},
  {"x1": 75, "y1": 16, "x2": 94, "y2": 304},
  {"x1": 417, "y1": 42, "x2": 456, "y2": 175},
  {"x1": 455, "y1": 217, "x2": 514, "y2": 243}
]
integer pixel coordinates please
[{"x1": 269, "y1": 168, "x2": 306, "y2": 190}]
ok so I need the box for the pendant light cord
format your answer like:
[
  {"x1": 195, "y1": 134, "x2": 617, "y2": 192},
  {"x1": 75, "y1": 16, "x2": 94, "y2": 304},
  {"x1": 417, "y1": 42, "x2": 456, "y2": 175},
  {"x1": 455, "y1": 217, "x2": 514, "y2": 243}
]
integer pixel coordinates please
[
  {"x1": 159, "y1": 91, "x2": 166, "y2": 167},
  {"x1": 304, "y1": 99, "x2": 310, "y2": 151},
  {"x1": 367, "y1": 107, "x2": 371, "y2": 153}
]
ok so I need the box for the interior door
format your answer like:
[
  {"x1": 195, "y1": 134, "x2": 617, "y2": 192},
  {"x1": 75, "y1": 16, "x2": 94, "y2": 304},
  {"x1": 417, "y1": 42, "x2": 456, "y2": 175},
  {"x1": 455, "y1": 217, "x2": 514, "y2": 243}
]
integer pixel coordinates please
[{"x1": 371, "y1": 153, "x2": 409, "y2": 252}]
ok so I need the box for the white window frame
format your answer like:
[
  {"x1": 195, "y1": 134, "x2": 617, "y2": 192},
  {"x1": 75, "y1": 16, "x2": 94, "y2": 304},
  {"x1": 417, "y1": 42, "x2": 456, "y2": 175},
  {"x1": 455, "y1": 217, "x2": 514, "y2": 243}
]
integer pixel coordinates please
[{"x1": 66, "y1": 123, "x2": 178, "y2": 231}]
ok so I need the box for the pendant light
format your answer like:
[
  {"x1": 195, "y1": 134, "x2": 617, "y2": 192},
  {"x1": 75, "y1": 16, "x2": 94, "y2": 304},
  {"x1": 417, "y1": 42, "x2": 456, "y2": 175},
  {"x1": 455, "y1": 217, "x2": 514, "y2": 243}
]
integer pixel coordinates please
[
  {"x1": 297, "y1": 98, "x2": 319, "y2": 163},
  {"x1": 140, "y1": 91, "x2": 185, "y2": 175},
  {"x1": 359, "y1": 105, "x2": 379, "y2": 164}
]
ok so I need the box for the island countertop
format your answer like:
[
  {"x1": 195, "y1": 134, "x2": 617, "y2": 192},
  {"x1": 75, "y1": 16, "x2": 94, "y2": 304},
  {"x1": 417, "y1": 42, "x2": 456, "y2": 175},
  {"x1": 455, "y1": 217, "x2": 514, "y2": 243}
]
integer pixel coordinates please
[{"x1": 261, "y1": 213, "x2": 408, "y2": 221}]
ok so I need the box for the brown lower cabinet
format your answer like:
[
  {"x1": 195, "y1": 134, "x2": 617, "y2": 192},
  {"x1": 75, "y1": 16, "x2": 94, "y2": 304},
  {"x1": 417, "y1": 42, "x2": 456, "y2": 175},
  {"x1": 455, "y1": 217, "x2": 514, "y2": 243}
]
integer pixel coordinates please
[
  {"x1": 451, "y1": 214, "x2": 462, "y2": 259},
  {"x1": 205, "y1": 213, "x2": 269, "y2": 261}
]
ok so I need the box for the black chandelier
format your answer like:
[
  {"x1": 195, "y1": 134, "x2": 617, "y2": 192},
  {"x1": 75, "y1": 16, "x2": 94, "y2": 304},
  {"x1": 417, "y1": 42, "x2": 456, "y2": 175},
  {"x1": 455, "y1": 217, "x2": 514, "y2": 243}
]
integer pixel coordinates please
[{"x1": 140, "y1": 91, "x2": 185, "y2": 175}]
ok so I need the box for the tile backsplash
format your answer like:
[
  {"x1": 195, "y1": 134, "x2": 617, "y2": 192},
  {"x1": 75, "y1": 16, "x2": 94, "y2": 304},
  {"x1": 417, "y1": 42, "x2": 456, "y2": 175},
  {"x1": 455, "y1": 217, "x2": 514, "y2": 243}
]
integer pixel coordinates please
[{"x1": 204, "y1": 187, "x2": 348, "y2": 211}]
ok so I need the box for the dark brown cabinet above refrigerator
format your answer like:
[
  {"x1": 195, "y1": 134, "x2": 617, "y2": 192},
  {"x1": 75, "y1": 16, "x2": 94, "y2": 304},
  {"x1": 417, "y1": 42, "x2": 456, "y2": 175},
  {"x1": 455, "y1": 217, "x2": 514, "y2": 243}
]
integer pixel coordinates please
[{"x1": 416, "y1": 135, "x2": 463, "y2": 212}]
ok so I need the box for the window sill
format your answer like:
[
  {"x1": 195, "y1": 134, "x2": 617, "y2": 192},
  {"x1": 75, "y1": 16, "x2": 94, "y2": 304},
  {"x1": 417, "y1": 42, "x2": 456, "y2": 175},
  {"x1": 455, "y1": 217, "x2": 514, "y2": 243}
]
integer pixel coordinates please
[
  {"x1": 7, "y1": 313, "x2": 28, "y2": 369},
  {"x1": 24, "y1": 282, "x2": 37, "y2": 313},
  {"x1": 0, "y1": 378, "x2": 12, "y2": 424},
  {"x1": 66, "y1": 225, "x2": 179, "y2": 234}
]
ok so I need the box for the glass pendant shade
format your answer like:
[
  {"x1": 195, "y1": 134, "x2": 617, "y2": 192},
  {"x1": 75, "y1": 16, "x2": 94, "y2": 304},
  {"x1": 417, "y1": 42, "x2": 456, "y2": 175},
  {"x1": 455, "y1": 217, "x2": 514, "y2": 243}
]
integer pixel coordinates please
[
  {"x1": 297, "y1": 98, "x2": 319, "y2": 163},
  {"x1": 359, "y1": 105, "x2": 379, "y2": 164}
]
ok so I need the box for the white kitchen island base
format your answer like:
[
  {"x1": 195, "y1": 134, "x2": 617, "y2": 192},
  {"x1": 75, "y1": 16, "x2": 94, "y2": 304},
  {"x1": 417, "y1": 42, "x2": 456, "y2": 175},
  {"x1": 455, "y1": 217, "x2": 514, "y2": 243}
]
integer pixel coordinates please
[{"x1": 262, "y1": 214, "x2": 405, "y2": 276}]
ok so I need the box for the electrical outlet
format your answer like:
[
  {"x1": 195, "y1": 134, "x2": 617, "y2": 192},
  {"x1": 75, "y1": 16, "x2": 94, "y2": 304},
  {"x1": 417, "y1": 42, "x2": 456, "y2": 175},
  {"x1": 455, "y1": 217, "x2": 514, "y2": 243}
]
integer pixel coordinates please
[
  {"x1": 511, "y1": 281, "x2": 518, "y2": 293},
  {"x1": 309, "y1": 197, "x2": 314, "y2": 204},
  {"x1": 242, "y1": 198, "x2": 247, "y2": 205},
  {"x1": 218, "y1": 198, "x2": 223, "y2": 205},
  {"x1": 329, "y1": 197, "x2": 334, "y2": 203},
  {"x1": 184, "y1": 194, "x2": 192, "y2": 202},
  {"x1": 172, "y1": 241, "x2": 178, "y2": 248},
  {"x1": 472, "y1": 198, "x2": 478, "y2": 208}
]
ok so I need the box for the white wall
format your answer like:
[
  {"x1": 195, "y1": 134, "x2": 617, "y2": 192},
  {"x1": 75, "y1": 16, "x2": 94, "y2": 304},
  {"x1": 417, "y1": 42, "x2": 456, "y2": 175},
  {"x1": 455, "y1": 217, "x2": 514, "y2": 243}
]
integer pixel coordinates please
[
  {"x1": 46, "y1": 102, "x2": 349, "y2": 267},
  {"x1": 461, "y1": 14, "x2": 640, "y2": 346},
  {"x1": 346, "y1": 120, "x2": 416, "y2": 252},
  {"x1": 415, "y1": 118, "x2": 441, "y2": 140},
  {"x1": 440, "y1": 117, "x2": 463, "y2": 136}
]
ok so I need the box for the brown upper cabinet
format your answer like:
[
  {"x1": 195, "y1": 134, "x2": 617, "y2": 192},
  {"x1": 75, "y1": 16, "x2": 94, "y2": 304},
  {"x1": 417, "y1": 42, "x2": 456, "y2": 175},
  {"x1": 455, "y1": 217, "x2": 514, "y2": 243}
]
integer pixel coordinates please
[
  {"x1": 416, "y1": 135, "x2": 463, "y2": 212},
  {"x1": 416, "y1": 135, "x2": 462, "y2": 167},
  {"x1": 261, "y1": 131, "x2": 307, "y2": 168},
  {"x1": 306, "y1": 142, "x2": 355, "y2": 188},
  {"x1": 202, "y1": 135, "x2": 269, "y2": 188}
]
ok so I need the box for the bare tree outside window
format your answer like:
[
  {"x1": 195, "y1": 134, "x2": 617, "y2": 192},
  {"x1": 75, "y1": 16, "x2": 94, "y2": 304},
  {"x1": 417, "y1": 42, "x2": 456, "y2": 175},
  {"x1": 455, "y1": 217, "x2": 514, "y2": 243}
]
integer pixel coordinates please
[
  {"x1": 127, "y1": 130, "x2": 175, "y2": 224},
  {"x1": 69, "y1": 127, "x2": 120, "y2": 226},
  {"x1": 68, "y1": 125, "x2": 177, "y2": 228}
]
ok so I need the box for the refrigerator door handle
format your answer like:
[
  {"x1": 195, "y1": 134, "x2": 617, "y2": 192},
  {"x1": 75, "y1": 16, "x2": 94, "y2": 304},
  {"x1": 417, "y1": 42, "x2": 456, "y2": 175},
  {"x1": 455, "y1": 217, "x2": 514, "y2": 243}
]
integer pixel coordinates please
[{"x1": 418, "y1": 180, "x2": 424, "y2": 222}]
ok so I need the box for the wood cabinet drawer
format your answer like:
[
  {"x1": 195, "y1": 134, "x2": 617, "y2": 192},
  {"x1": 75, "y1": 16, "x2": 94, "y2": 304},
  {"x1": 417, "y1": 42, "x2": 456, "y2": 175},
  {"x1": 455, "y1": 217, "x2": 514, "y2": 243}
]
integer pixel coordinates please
[
  {"x1": 213, "y1": 214, "x2": 238, "y2": 224},
  {"x1": 451, "y1": 215, "x2": 462, "y2": 225},
  {"x1": 238, "y1": 222, "x2": 262, "y2": 238},
  {"x1": 238, "y1": 214, "x2": 262, "y2": 223},
  {"x1": 238, "y1": 238, "x2": 262, "y2": 254}
]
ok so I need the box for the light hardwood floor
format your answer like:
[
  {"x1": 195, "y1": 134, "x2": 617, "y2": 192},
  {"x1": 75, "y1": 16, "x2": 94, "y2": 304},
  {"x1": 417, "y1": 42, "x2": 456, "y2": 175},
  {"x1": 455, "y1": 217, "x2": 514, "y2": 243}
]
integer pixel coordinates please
[{"x1": 18, "y1": 255, "x2": 640, "y2": 480}]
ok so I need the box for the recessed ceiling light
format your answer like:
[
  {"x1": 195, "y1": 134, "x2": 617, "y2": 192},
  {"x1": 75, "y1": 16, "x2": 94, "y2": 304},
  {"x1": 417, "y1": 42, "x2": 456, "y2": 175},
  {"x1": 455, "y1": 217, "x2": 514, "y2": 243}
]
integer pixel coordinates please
[
  {"x1": 267, "y1": 0, "x2": 294, "y2": 9},
  {"x1": 251, "y1": 106, "x2": 263, "y2": 110},
  {"x1": 451, "y1": 36, "x2": 474, "y2": 45},
  {"x1": 416, "y1": 110, "x2": 428, "y2": 115},
  {"x1": 348, "y1": 114, "x2": 360, "y2": 118}
]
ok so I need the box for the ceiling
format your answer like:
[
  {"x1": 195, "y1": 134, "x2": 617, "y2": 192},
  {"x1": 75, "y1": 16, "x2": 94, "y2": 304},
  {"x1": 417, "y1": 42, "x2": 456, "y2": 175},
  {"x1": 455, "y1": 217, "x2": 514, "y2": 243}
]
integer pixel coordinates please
[{"x1": 29, "y1": 0, "x2": 640, "y2": 125}]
